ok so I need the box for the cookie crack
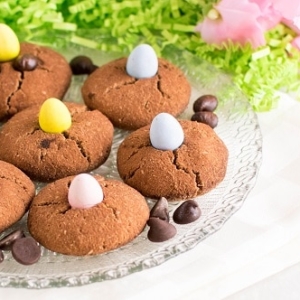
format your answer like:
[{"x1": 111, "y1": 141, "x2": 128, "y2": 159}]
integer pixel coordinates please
[
  {"x1": 192, "y1": 170, "x2": 203, "y2": 191},
  {"x1": 124, "y1": 165, "x2": 141, "y2": 181},
  {"x1": 172, "y1": 150, "x2": 189, "y2": 174},
  {"x1": 24, "y1": 124, "x2": 41, "y2": 136},
  {"x1": 35, "y1": 201, "x2": 64, "y2": 207},
  {"x1": 172, "y1": 151, "x2": 203, "y2": 192},
  {"x1": 125, "y1": 79, "x2": 138, "y2": 85},
  {"x1": 0, "y1": 175, "x2": 32, "y2": 196},
  {"x1": 31, "y1": 127, "x2": 41, "y2": 134},
  {"x1": 38, "y1": 65, "x2": 50, "y2": 72},
  {"x1": 75, "y1": 140, "x2": 91, "y2": 163},
  {"x1": 63, "y1": 132, "x2": 91, "y2": 163},
  {"x1": 7, "y1": 70, "x2": 24, "y2": 112},
  {"x1": 35, "y1": 202, "x2": 71, "y2": 214},
  {"x1": 157, "y1": 74, "x2": 170, "y2": 99},
  {"x1": 39, "y1": 148, "x2": 47, "y2": 162},
  {"x1": 104, "y1": 78, "x2": 138, "y2": 94},
  {"x1": 125, "y1": 144, "x2": 151, "y2": 161},
  {"x1": 102, "y1": 203, "x2": 119, "y2": 220},
  {"x1": 58, "y1": 207, "x2": 72, "y2": 214}
]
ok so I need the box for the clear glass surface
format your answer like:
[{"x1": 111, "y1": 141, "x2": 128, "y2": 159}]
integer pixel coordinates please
[{"x1": 0, "y1": 42, "x2": 262, "y2": 288}]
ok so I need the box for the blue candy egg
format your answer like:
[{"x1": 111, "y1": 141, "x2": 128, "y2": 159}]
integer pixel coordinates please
[
  {"x1": 150, "y1": 113, "x2": 184, "y2": 151},
  {"x1": 126, "y1": 44, "x2": 158, "y2": 79}
]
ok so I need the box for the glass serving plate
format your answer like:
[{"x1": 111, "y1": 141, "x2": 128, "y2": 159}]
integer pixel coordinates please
[{"x1": 0, "y1": 41, "x2": 262, "y2": 288}]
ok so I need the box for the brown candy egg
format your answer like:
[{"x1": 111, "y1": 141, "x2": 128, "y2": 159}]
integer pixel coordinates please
[
  {"x1": 193, "y1": 94, "x2": 218, "y2": 112},
  {"x1": 191, "y1": 111, "x2": 218, "y2": 128},
  {"x1": 13, "y1": 54, "x2": 39, "y2": 72},
  {"x1": 70, "y1": 55, "x2": 98, "y2": 75}
]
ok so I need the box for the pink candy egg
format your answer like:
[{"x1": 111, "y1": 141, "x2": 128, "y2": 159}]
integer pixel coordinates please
[{"x1": 68, "y1": 174, "x2": 103, "y2": 209}]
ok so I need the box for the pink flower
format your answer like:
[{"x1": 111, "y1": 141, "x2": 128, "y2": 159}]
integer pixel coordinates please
[
  {"x1": 195, "y1": 0, "x2": 300, "y2": 49},
  {"x1": 195, "y1": 0, "x2": 268, "y2": 48}
]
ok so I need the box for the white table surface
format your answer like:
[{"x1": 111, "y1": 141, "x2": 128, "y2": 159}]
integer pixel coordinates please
[{"x1": 1, "y1": 92, "x2": 300, "y2": 300}]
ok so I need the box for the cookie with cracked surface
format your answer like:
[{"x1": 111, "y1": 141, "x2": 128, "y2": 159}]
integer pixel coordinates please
[
  {"x1": 117, "y1": 120, "x2": 228, "y2": 200},
  {"x1": 81, "y1": 57, "x2": 191, "y2": 130},
  {"x1": 0, "y1": 102, "x2": 114, "y2": 181},
  {"x1": 0, "y1": 42, "x2": 72, "y2": 121},
  {"x1": 27, "y1": 174, "x2": 150, "y2": 256},
  {"x1": 0, "y1": 160, "x2": 35, "y2": 233}
]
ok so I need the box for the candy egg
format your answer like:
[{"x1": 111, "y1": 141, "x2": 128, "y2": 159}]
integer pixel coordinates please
[
  {"x1": 150, "y1": 113, "x2": 184, "y2": 151},
  {"x1": 68, "y1": 174, "x2": 104, "y2": 209},
  {"x1": 126, "y1": 44, "x2": 158, "y2": 79},
  {"x1": 39, "y1": 98, "x2": 72, "y2": 133},
  {"x1": 0, "y1": 23, "x2": 20, "y2": 62}
]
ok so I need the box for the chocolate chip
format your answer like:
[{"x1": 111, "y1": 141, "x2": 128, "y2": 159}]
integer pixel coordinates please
[
  {"x1": 40, "y1": 138, "x2": 53, "y2": 149},
  {"x1": 191, "y1": 111, "x2": 218, "y2": 128},
  {"x1": 147, "y1": 217, "x2": 177, "y2": 242},
  {"x1": 70, "y1": 55, "x2": 98, "y2": 75},
  {"x1": 11, "y1": 236, "x2": 41, "y2": 265},
  {"x1": 193, "y1": 95, "x2": 218, "y2": 112},
  {"x1": 13, "y1": 54, "x2": 39, "y2": 72},
  {"x1": 149, "y1": 197, "x2": 169, "y2": 222},
  {"x1": 0, "y1": 229, "x2": 25, "y2": 251},
  {"x1": 173, "y1": 200, "x2": 201, "y2": 224},
  {"x1": 0, "y1": 250, "x2": 4, "y2": 263}
]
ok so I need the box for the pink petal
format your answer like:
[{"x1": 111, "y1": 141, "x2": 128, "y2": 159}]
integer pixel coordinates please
[
  {"x1": 250, "y1": 0, "x2": 281, "y2": 30},
  {"x1": 281, "y1": 18, "x2": 300, "y2": 35},
  {"x1": 272, "y1": 0, "x2": 300, "y2": 20},
  {"x1": 196, "y1": 0, "x2": 266, "y2": 48},
  {"x1": 291, "y1": 35, "x2": 300, "y2": 51}
]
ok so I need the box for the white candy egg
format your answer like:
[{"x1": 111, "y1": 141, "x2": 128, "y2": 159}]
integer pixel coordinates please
[
  {"x1": 150, "y1": 113, "x2": 184, "y2": 151},
  {"x1": 68, "y1": 174, "x2": 104, "y2": 209},
  {"x1": 126, "y1": 44, "x2": 158, "y2": 79}
]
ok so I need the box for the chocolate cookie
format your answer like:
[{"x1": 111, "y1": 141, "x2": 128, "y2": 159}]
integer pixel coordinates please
[
  {"x1": 0, "y1": 102, "x2": 114, "y2": 181},
  {"x1": 0, "y1": 42, "x2": 72, "y2": 120},
  {"x1": 81, "y1": 57, "x2": 191, "y2": 130},
  {"x1": 27, "y1": 174, "x2": 150, "y2": 256},
  {"x1": 117, "y1": 120, "x2": 228, "y2": 200},
  {"x1": 0, "y1": 160, "x2": 35, "y2": 233}
]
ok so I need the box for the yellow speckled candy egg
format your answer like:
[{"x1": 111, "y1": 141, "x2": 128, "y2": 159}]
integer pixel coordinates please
[
  {"x1": 39, "y1": 98, "x2": 72, "y2": 133},
  {"x1": 0, "y1": 23, "x2": 20, "y2": 62}
]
